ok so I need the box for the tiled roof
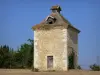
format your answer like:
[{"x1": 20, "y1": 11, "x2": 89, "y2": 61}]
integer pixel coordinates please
[
  {"x1": 32, "y1": 5, "x2": 80, "y2": 33},
  {"x1": 59, "y1": 14, "x2": 80, "y2": 33}
]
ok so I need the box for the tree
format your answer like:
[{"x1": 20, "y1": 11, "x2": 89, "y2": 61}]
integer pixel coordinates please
[
  {"x1": 0, "y1": 39, "x2": 34, "y2": 69},
  {"x1": 0, "y1": 45, "x2": 13, "y2": 68},
  {"x1": 14, "y1": 39, "x2": 34, "y2": 68},
  {"x1": 27, "y1": 39, "x2": 34, "y2": 68}
]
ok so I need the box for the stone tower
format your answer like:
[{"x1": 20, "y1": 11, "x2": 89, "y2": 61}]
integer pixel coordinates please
[{"x1": 32, "y1": 5, "x2": 80, "y2": 71}]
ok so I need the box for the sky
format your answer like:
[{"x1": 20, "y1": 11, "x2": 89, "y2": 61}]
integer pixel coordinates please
[{"x1": 0, "y1": 0, "x2": 100, "y2": 69}]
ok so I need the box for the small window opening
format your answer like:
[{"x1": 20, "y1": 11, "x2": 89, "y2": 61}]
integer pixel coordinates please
[
  {"x1": 48, "y1": 21, "x2": 53, "y2": 24},
  {"x1": 46, "y1": 16, "x2": 56, "y2": 24}
]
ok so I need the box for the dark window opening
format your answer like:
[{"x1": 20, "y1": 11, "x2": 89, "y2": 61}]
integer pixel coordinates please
[
  {"x1": 46, "y1": 16, "x2": 56, "y2": 24},
  {"x1": 48, "y1": 21, "x2": 53, "y2": 24}
]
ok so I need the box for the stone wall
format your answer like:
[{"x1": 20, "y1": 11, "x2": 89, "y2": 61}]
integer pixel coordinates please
[
  {"x1": 67, "y1": 27, "x2": 78, "y2": 69},
  {"x1": 34, "y1": 28, "x2": 68, "y2": 71}
]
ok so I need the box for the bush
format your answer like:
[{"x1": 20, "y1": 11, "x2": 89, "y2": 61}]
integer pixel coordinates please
[
  {"x1": 32, "y1": 67, "x2": 39, "y2": 72},
  {"x1": 68, "y1": 51, "x2": 74, "y2": 69},
  {"x1": 77, "y1": 65, "x2": 82, "y2": 70},
  {"x1": 90, "y1": 64, "x2": 100, "y2": 71}
]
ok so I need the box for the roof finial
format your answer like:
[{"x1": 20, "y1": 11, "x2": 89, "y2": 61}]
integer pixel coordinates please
[{"x1": 50, "y1": 5, "x2": 62, "y2": 13}]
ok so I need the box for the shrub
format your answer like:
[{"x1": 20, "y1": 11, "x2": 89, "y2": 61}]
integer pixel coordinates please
[
  {"x1": 90, "y1": 64, "x2": 100, "y2": 71},
  {"x1": 68, "y1": 51, "x2": 74, "y2": 69},
  {"x1": 77, "y1": 65, "x2": 82, "y2": 70}
]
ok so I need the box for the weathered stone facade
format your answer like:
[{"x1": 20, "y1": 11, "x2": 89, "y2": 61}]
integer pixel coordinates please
[
  {"x1": 32, "y1": 5, "x2": 80, "y2": 71},
  {"x1": 34, "y1": 29, "x2": 68, "y2": 71}
]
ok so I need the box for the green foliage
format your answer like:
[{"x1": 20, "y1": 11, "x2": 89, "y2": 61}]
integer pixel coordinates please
[
  {"x1": 77, "y1": 65, "x2": 82, "y2": 70},
  {"x1": 0, "y1": 39, "x2": 34, "y2": 69},
  {"x1": 68, "y1": 51, "x2": 75, "y2": 69},
  {"x1": 0, "y1": 45, "x2": 12, "y2": 68},
  {"x1": 90, "y1": 64, "x2": 100, "y2": 71}
]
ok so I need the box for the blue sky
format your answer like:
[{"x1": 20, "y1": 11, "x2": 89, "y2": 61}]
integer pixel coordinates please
[{"x1": 0, "y1": 0, "x2": 100, "y2": 69}]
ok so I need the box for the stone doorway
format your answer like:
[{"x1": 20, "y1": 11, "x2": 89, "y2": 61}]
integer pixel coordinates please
[{"x1": 47, "y1": 56, "x2": 53, "y2": 69}]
